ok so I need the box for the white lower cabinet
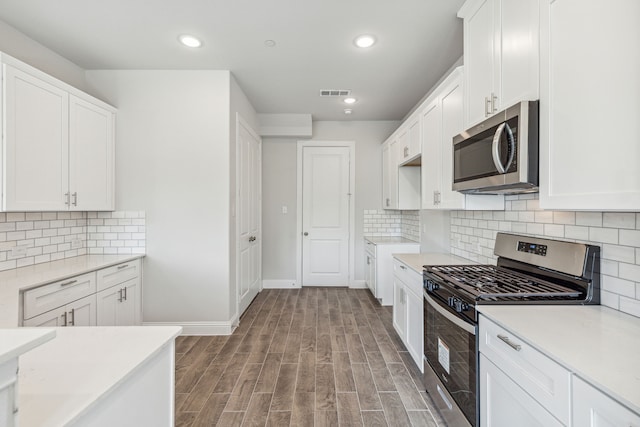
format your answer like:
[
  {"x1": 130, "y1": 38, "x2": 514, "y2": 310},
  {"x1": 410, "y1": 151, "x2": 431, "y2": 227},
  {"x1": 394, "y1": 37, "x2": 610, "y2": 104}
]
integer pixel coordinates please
[
  {"x1": 392, "y1": 280, "x2": 407, "y2": 342},
  {"x1": 365, "y1": 240, "x2": 419, "y2": 306},
  {"x1": 22, "y1": 259, "x2": 141, "y2": 327},
  {"x1": 480, "y1": 353, "x2": 563, "y2": 427},
  {"x1": 23, "y1": 294, "x2": 96, "y2": 327},
  {"x1": 573, "y1": 376, "x2": 640, "y2": 427},
  {"x1": 97, "y1": 278, "x2": 140, "y2": 326},
  {"x1": 480, "y1": 314, "x2": 640, "y2": 426},
  {"x1": 392, "y1": 258, "x2": 424, "y2": 372}
]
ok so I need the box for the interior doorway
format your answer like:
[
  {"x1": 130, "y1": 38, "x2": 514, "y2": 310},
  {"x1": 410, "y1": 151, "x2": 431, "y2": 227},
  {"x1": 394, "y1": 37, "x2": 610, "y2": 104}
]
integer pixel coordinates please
[{"x1": 297, "y1": 141, "x2": 355, "y2": 286}]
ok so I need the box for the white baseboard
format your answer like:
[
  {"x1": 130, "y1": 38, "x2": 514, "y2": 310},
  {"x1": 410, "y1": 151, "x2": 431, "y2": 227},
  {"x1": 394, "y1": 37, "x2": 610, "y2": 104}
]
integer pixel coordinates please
[
  {"x1": 143, "y1": 320, "x2": 237, "y2": 336},
  {"x1": 262, "y1": 279, "x2": 300, "y2": 289},
  {"x1": 350, "y1": 280, "x2": 367, "y2": 289}
]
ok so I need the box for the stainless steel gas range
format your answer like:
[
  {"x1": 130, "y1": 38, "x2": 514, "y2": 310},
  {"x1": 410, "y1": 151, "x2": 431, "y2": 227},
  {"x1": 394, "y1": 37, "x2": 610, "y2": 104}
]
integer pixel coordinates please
[{"x1": 422, "y1": 233, "x2": 600, "y2": 427}]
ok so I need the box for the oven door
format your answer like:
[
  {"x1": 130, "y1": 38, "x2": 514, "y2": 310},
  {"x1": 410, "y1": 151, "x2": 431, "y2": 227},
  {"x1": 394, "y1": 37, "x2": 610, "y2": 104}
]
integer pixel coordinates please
[{"x1": 423, "y1": 291, "x2": 477, "y2": 427}]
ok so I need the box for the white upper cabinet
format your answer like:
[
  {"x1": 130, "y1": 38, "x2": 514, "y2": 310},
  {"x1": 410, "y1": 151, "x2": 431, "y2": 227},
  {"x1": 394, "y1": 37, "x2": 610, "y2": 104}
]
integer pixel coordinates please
[
  {"x1": 4, "y1": 64, "x2": 69, "y2": 211},
  {"x1": 1, "y1": 53, "x2": 116, "y2": 211},
  {"x1": 398, "y1": 113, "x2": 421, "y2": 165},
  {"x1": 421, "y1": 67, "x2": 503, "y2": 210},
  {"x1": 459, "y1": 0, "x2": 539, "y2": 128},
  {"x1": 69, "y1": 95, "x2": 115, "y2": 211},
  {"x1": 539, "y1": 0, "x2": 640, "y2": 210},
  {"x1": 381, "y1": 136, "x2": 420, "y2": 211}
]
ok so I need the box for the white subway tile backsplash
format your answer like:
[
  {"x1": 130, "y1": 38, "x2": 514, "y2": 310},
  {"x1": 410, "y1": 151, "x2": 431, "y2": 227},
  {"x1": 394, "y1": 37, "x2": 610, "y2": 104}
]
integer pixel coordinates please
[
  {"x1": 450, "y1": 194, "x2": 640, "y2": 319},
  {"x1": 0, "y1": 211, "x2": 145, "y2": 272},
  {"x1": 603, "y1": 212, "x2": 636, "y2": 229},
  {"x1": 620, "y1": 297, "x2": 640, "y2": 317},
  {"x1": 362, "y1": 209, "x2": 419, "y2": 241},
  {"x1": 620, "y1": 230, "x2": 640, "y2": 247},
  {"x1": 619, "y1": 263, "x2": 640, "y2": 283},
  {"x1": 576, "y1": 212, "x2": 602, "y2": 227},
  {"x1": 589, "y1": 227, "x2": 618, "y2": 244}
]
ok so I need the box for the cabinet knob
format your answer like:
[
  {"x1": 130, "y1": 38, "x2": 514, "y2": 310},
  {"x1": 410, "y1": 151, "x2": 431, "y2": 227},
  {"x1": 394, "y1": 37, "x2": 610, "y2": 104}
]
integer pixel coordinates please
[{"x1": 303, "y1": 232, "x2": 309, "y2": 236}]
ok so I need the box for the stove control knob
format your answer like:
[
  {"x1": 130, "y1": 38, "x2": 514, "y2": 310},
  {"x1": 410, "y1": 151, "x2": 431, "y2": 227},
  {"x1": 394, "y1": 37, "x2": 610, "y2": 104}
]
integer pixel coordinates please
[
  {"x1": 448, "y1": 296, "x2": 456, "y2": 307},
  {"x1": 425, "y1": 280, "x2": 439, "y2": 292},
  {"x1": 454, "y1": 300, "x2": 469, "y2": 313}
]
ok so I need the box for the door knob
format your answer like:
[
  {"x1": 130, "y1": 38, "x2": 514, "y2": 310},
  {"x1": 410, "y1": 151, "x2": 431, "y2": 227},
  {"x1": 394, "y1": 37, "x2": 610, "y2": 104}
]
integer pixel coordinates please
[{"x1": 303, "y1": 232, "x2": 308, "y2": 236}]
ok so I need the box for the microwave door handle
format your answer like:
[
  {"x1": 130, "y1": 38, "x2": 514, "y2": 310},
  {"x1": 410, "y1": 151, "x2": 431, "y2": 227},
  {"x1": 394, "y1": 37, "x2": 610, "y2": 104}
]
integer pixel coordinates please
[
  {"x1": 492, "y1": 122, "x2": 508, "y2": 173},
  {"x1": 492, "y1": 122, "x2": 516, "y2": 174}
]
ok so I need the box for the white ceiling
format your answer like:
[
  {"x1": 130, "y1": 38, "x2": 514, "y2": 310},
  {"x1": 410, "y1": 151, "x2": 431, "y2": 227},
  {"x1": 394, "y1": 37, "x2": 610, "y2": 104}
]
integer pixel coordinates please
[{"x1": 0, "y1": 0, "x2": 465, "y2": 121}]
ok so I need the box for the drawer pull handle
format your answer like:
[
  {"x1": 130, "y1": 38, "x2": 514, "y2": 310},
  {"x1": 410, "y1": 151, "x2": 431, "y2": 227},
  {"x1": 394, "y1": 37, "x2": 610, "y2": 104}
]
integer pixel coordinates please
[
  {"x1": 60, "y1": 280, "x2": 78, "y2": 287},
  {"x1": 400, "y1": 265, "x2": 407, "y2": 270},
  {"x1": 498, "y1": 334, "x2": 522, "y2": 351},
  {"x1": 117, "y1": 264, "x2": 129, "y2": 270}
]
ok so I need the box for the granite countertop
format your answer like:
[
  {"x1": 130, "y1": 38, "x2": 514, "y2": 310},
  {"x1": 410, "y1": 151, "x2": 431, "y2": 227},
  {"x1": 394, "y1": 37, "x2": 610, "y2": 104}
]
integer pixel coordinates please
[
  {"x1": 364, "y1": 236, "x2": 420, "y2": 245},
  {"x1": 478, "y1": 305, "x2": 640, "y2": 415},
  {"x1": 0, "y1": 254, "x2": 144, "y2": 328},
  {"x1": 393, "y1": 252, "x2": 474, "y2": 273}
]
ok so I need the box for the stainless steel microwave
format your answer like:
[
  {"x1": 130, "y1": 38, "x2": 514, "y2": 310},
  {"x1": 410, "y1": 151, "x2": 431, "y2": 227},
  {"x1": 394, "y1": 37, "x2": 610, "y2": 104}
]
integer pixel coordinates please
[{"x1": 452, "y1": 100, "x2": 539, "y2": 194}]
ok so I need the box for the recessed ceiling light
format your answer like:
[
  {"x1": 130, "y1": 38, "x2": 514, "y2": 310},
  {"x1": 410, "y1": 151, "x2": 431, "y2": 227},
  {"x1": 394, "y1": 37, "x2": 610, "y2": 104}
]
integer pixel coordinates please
[
  {"x1": 354, "y1": 35, "x2": 376, "y2": 48},
  {"x1": 178, "y1": 35, "x2": 202, "y2": 48},
  {"x1": 344, "y1": 97, "x2": 357, "y2": 104},
  {"x1": 264, "y1": 40, "x2": 276, "y2": 47},
  {"x1": 344, "y1": 108, "x2": 353, "y2": 115}
]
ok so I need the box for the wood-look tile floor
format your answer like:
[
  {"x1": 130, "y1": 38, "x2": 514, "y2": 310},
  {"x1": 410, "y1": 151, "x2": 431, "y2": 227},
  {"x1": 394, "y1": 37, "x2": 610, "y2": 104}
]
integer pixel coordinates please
[{"x1": 174, "y1": 288, "x2": 444, "y2": 427}]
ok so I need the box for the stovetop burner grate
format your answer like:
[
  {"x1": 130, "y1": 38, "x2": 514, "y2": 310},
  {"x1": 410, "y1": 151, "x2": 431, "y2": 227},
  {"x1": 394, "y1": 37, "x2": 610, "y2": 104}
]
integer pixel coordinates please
[{"x1": 426, "y1": 265, "x2": 581, "y2": 300}]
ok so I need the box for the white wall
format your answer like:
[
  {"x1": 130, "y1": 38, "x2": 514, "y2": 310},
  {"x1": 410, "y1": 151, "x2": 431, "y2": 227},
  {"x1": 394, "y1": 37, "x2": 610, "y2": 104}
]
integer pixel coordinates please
[
  {"x1": 0, "y1": 19, "x2": 87, "y2": 92},
  {"x1": 262, "y1": 120, "x2": 399, "y2": 283},
  {"x1": 86, "y1": 70, "x2": 234, "y2": 326}
]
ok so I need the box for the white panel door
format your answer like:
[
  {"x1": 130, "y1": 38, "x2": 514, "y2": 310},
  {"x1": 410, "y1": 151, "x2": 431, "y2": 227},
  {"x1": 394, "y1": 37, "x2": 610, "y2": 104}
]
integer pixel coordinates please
[
  {"x1": 237, "y1": 118, "x2": 261, "y2": 315},
  {"x1": 67, "y1": 294, "x2": 97, "y2": 326},
  {"x1": 69, "y1": 95, "x2": 114, "y2": 211},
  {"x1": 4, "y1": 64, "x2": 68, "y2": 211},
  {"x1": 302, "y1": 146, "x2": 350, "y2": 286}
]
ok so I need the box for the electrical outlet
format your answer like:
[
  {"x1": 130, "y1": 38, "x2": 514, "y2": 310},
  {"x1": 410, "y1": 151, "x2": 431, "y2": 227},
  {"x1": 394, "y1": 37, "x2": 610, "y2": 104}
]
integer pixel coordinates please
[
  {"x1": 282, "y1": 206, "x2": 288, "y2": 214},
  {"x1": 10, "y1": 245, "x2": 27, "y2": 258},
  {"x1": 71, "y1": 237, "x2": 83, "y2": 249}
]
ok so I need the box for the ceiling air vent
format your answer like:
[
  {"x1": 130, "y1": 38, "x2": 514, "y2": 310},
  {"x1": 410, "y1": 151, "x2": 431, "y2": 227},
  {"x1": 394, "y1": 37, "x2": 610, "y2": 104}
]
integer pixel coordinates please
[{"x1": 320, "y1": 90, "x2": 351, "y2": 97}]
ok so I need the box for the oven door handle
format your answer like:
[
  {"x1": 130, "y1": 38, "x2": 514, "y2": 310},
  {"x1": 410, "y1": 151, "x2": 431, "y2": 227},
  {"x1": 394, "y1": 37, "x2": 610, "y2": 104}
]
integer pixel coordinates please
[
  {"x1": 424, "y1": 291, "x2": 476, "y2": 335},
  {"x1": 491, "y1": 122, "x2": 515, "y2": 174}
]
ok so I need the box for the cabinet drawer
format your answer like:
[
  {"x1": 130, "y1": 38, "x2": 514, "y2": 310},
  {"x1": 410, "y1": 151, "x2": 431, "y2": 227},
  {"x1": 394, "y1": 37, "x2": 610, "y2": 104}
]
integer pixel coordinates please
[
  {"x1": 393, "y1": 259, "x2": 422, "y2": 297},
  {"x1": 23, "y1": 272, "x2": 96, "y2": 320},
  {"x1": 479, "y1": 315, "x2": 571, "y2": 425},
  {"x1": 97, "y1": 259, "x2": 140, "y2": 292}
]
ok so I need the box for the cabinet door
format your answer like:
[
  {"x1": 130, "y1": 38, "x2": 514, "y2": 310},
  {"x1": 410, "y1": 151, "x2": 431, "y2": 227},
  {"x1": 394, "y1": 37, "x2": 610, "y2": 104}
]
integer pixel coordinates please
[
  {"x1": 463, "y1": 0, "x2": 496, "y2": 127},
  {"x1": 438, "y1": 74, "x2": 466, "y2": 209},
  {"x1": 22, "y1": 306, "x2": 67, "y2": 327},
  {"x1": 405, "y1": 287, "x2": 424, "y2": 372},
  {"x1": 480, "y1": 354, "x2": 563, "y2": 427},
  {"x1": 96, "y1": 285, "x2": 120, "y2": 326},
  {"x1": 120, "y1": 279, "x2": 140, "y2": 325},
  {"x1": 397, "y1": 128, "x2": 410, "y2": 163},
  {"x1": 381, "y1": 142, "x2": 391, "y2": 209},
  {"x1": 67, "y1": 294, "x2": 97, "y2": 326},
  {"x1": 408, "y1": 115, "x2": 421, "y2": 158},
  {"x1": 573, "y1": 376, "x2": 640, "y2": 427},
  {"x1": 498, "y1": 0, "x2": 539, "y2": 110},
  {"x1": 539, "y1": 0, "x2": 640, "y2": 210},
  {"x1": 388, "y1": 139, "x2": 399, "y2": 209},
  {"x1": 3, "y1": 64, "x2": 69, "y2": 211},
  {"x1": 69, "y1": 95, "x2": 114, "y2": 211},
  {"x1": 420, "y1": 99, "x2": 441, "y2": 209},
  {"x1": 392, "y1": 280, "x2": 406, "y2": 341}
]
